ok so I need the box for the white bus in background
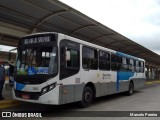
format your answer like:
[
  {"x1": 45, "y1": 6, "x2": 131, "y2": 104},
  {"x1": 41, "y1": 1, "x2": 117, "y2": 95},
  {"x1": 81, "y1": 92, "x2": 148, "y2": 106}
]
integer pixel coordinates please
[{"x1": 13, "y1": 32, "x2": 146, "y2": 107}]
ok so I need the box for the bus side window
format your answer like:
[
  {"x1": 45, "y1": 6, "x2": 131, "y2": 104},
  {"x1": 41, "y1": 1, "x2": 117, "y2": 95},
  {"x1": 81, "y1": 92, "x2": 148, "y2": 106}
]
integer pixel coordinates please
[
  {"x1": 135, "y1": 61, "x2": 140, "y2": 73},
  {"x1": 140, "y1": 61, "x2": 144, "y2": 73},
  {"x1": 99, "y1": 51, "x2": 110, "y2": 70},
  {"x1": 111, "y1": 54, "x2": 121, "y2": 71},
  {"x1": 129, "y1": 59, "x2": 134, "y2": 72},
  {"x1": 82, "y1": 46, "x2": 98, "y2": 70},
  {"x1": 121, "y1": 57, "x2": 128, "y2": 71}
]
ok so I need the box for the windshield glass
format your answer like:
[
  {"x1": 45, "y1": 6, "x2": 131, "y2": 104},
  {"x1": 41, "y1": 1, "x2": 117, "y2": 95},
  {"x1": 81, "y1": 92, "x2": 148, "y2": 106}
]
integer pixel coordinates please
[{"x1": 16, "y1": 46, "x2": 57, "y2": 75}]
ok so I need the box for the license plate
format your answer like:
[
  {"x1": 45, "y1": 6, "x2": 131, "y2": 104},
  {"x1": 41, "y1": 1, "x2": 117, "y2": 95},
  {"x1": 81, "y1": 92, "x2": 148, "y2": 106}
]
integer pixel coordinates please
[{"x1": 22, "y1": 95, "x2": 30, "y2": 99}]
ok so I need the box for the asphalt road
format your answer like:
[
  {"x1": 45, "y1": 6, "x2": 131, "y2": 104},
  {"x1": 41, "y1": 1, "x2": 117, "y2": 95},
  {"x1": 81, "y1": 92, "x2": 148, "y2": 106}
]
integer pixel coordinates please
[{"x1": 1, "y1": 83, "x2": 160, "y2": 120}]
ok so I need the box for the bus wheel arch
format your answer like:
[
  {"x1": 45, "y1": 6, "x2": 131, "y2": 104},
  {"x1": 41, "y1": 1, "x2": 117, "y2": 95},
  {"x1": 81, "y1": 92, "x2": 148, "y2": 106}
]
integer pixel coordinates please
[{"x1": 79, "y1": 82, "x2": 96, "y2": 108}]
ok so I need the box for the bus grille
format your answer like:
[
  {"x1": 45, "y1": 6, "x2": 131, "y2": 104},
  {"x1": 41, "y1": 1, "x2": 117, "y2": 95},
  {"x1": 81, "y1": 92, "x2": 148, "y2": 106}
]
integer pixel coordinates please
[{"x1": 15, "y1": 90, "x2": 41, "y2": 100}]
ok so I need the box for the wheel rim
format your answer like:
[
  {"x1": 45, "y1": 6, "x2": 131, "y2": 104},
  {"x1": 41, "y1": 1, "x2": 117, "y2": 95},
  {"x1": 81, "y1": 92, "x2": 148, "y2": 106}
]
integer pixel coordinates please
[{"x1": 84, "y1": 91, "x2": 92, "y2": 103}]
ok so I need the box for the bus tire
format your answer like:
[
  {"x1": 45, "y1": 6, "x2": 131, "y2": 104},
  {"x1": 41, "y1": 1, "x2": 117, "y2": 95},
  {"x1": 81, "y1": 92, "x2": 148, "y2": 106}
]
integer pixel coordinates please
[
  {"x1": 127, "y1": 81, "x2": 134, "y2": 96},
  {"x1": 79, "y1": 86, "x2": 93, "y2": 108}
]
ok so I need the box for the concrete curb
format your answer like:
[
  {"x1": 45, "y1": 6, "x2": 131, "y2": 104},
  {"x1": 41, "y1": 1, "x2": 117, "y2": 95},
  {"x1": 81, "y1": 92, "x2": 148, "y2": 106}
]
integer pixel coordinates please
[{"x1": 146, "y1": 80, "x2": 160, "y2": 85}]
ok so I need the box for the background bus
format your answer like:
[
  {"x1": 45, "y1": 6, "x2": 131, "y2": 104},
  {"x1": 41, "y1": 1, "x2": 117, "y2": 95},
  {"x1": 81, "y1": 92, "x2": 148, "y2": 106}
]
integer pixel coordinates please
[{"x1": 13, "y1": 32, "x2": 146, "y2": 107}]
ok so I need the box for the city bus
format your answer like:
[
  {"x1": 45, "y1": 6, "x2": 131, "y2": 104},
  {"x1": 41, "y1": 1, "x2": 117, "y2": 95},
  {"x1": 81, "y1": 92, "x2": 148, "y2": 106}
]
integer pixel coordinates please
[{"x1": 13, "y1": 32, "x2": 146, "y2": 107}]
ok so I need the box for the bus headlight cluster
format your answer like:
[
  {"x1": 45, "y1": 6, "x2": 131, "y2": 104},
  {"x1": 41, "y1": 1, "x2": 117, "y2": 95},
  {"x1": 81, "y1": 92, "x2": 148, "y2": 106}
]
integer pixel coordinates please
[{"x1": 41, "y1": 82, "x2": 57, "y2": 95}]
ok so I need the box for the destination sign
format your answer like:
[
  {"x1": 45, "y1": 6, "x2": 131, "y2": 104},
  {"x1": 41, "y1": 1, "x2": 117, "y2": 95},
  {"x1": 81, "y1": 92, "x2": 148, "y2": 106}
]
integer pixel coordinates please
[{"x1": 24, "y1": 36, "x2": 51, "y2": 44}]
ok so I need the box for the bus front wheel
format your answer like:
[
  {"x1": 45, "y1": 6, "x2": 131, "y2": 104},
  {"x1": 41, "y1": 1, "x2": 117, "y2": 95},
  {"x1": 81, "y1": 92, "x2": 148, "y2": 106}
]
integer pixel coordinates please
[{"x1": 79, "y1": 86, "x2": 93, "y2": 108}]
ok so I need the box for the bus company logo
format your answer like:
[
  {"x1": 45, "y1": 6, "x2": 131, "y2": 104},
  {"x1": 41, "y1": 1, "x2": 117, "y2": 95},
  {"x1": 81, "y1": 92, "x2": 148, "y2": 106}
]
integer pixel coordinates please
[
  {"x1": 2, "y1": 112, "x2": 11, "y2": 117},
  {"x1": 1, "y1": 112, "x2": 42, "y2": 118}
]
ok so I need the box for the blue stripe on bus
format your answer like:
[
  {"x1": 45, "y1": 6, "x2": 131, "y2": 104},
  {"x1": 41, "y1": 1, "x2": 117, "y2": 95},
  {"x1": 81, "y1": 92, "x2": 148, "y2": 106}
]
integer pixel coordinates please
[
  {"x1": 16, "y1": 82, "x2": 25, "y2": 91},
  {"x1": 116, "y1": 52, "x2": 138, "y2": 60},
  {"x1": 116, "y1": 71, "x2": 134, "y2": 91}
]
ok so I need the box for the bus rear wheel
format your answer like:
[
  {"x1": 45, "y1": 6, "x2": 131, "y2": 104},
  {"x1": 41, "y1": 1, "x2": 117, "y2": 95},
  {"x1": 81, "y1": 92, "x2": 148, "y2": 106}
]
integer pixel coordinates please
[
  {"x1": 127, "y1": 82, "x2": 134, "y2": 95},
  {"x1": 79, "y1": 86, "x2": 93, "y2": 108}
]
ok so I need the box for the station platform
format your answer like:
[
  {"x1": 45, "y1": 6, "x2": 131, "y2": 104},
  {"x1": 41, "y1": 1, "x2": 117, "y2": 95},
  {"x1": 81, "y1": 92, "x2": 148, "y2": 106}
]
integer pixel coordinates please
[
  {"x1": 0, "y1": 80, "x2": 19, "y2": 108},
  {"x1": 0, "y1": 79, "x2": 160, "y2": 109}
]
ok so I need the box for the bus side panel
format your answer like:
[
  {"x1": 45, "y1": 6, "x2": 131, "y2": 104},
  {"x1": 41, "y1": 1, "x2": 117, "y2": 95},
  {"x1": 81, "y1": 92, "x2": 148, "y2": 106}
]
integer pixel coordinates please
[
  {"x1": 74, "y1": 84, "x2": 85, "y2": 102},
  {"x1": 100, "y1": 82, "x2": 108, "y2": 96},
  {"x1": 95, "y1": 83, "x2": 101, "y2": 97},
  {"x1": 59, "y1": 84, "x2": 85, "y2": 104},
  {"x1": 108, "y1": 82, "x2": 116, "y2": 94},
  {"x1": 99, "y1": 71, "x2": 116, "y2": 96},
  {"x1": 132, "y1": 78, "x2": 146, "y2": 90},
  {"x1": 116, "y1": 71, "x2": 134, "y2": 92},
  {"x1": 118, "y1": 81, "x2": 129, "y2": 92},
  {"x1": 59, "y1": 85, "x2": 74, "y2": 104}
]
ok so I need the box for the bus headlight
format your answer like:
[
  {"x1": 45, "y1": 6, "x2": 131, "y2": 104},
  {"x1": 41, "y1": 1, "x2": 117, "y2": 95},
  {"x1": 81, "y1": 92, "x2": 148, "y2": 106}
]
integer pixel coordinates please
[
  {"x1": 42, "y1": 87, "x2": 48, "y2": 94},
  {"x1": 49, "y1": 83, "x2": 56, "y2": 90},
  {"x1": 41, "y1": 82, "x2": 57, "y2": 95}
]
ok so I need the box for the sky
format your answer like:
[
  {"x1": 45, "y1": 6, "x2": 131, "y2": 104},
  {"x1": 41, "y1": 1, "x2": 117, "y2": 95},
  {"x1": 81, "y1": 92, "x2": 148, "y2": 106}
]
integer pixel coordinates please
[
  {"x1": 0, "y1": 45, "x2": 16, "y2": 52},
  {"x1": 60, "y1": 0, "x2": 160, "y2": 55}
]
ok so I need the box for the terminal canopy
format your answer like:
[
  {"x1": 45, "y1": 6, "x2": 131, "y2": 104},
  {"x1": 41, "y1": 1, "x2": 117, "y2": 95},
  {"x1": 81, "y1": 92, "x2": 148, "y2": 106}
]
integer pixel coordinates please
[{"x1": 0, "y1": 0, "x2": 160, "y2": 66}]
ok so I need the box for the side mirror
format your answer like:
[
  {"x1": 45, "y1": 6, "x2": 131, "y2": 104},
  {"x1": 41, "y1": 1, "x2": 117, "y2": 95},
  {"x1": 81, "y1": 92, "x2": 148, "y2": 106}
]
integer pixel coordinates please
[{"x1": 65, "y1": 50, "x2": 71, "y2": 61}]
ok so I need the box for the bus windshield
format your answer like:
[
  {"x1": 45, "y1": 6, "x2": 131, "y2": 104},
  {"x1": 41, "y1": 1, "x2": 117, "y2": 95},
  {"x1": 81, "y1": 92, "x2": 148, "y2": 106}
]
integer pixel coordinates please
[{"x1": 16, "y1": 46, "x2": 57, "y2": 75}]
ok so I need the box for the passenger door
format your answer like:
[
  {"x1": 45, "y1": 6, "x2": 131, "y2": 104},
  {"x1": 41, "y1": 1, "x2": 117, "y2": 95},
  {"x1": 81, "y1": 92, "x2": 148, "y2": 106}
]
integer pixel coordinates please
[
  {"x1": 59, "y1": 39, "x2": 81, "y2": 103},
  {"x1": 60, "y1": 40, "x2": 80, "y2": 81}
]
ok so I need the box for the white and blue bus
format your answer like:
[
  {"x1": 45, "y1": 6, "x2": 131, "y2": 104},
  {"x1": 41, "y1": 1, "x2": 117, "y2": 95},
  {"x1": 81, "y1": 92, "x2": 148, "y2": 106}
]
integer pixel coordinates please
[{"x1": 13, "y1": 32, "x2": 146, "y2": 107}]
